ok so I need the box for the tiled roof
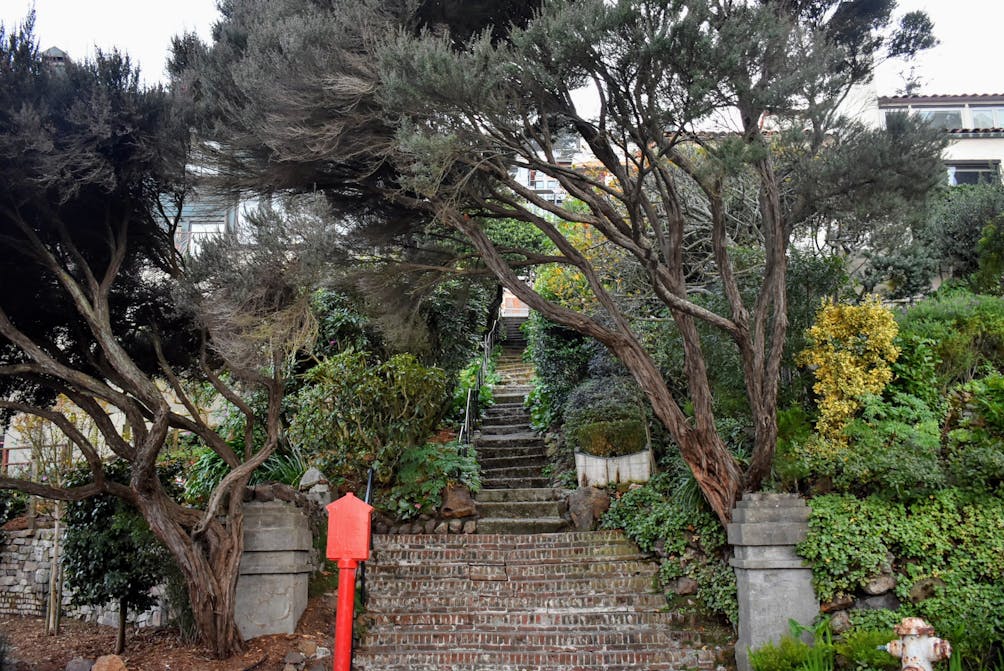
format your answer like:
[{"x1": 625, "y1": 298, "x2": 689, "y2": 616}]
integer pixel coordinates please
[{"x1": 879, "y1": 93, "x2": 1004, "y2": 105}]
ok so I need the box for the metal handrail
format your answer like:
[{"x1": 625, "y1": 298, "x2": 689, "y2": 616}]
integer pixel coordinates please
[{"x1": 458, "y1": 316, "x2": 502, "y2": 451}]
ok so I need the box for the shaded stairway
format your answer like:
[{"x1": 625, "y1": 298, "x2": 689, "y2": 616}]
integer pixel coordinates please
[
  {"x1": 475, "y1": 320, "x2": 567, "y2": 533},
  {"x1": 352, "y1": 315, "x2": 718, "y2": 670}
]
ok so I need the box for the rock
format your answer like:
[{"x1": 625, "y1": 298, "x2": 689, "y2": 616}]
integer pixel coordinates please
[
  {"x1": 252, "y1": 484, "x2": 275, "y2": 502},
  {"x1": 440, "y1": 484, "x2": 477, "y2": 519},
  {"x1": 567, "y1": 486, "x2": 611, "y2": 531},
  {"x1": 909, "y1": 577, "x2": 946, "y2": 603},
  {"x1": 315, "y1": 646, "x2": 332, "y2": 659},
  {"x1": 282, "y1": 665, "x2": 297, "y2": 671},
  {"x1": 64, "y1": 658, "x2": 94, "y2": 671},
  {"x1": 434, "y1": 521, "x2": 448, "y2": 534},
  {"x1": 92, "y1": 655, "x2": 126, "y2": 671},
  {"x1": 462, "y1": 520, "x2": 477, "y2": 534},
  {"x1": 820, "y1": 594, "x2": 855, "y2": 612},
  {"x1": 864, "y1": 574, "x2": 897, "y2": 595},
  {"x1": 298, "y1": 638, "x2": 318, "y2": 657},
  {"x1": 669, "y1": 577, "x2": 699, "y2": 596},
  {"x1": 299, "y1": 467, "x2": 327, "y2": 490},
  {"x1": 830, "y1": 610, "x2": 851, "y2": 634},
  {"x1": 423, "y1": 518, "x2": 438, "y2": 534},
  {"x1": 448, "y1": 519, "x2": 463, "y2": 533},
  {"x1": 306, "y1": 661, "x2": 329, "y2": 671},
  {"x1": 284, "y1": 650, "x2": 307, "y2": 665},
  {"x1": 273, "y1": 484, "x2": 296, "y2": 502}
]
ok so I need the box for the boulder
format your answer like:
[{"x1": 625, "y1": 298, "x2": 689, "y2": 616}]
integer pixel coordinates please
[
  {"x1": 830, "y1": 610, "x2": 851, "y2": 635},
  {"x1": 668, "y1": 577, "x2": 699, "y2": 596},
  {"x1": 567, "y1": 486, "x2": 611, "y2": 531},
  {"x1": 92, "y1": 656, "x2": 126, "y2": 671},
  {"x1": 299, "y1": 467, "x2": 327, "y2": 490},
  {"x1": 440, "y1": 484, "x2": 477, "y2": 518},
  {"x1": 864, "y1": 574, "x2": 896, "y2": 595}
]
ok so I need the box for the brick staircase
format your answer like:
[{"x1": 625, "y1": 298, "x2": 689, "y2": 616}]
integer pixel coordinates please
[
  {"x1": 352, "y1": 315, "x2": 717, "y2": 670},
  {"x1": 355, "y1": 531, "x2": 716, "y2": 670}
]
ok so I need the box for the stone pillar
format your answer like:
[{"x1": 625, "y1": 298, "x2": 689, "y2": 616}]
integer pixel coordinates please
[
  {"x1": 728, "y1": 493, "x2": 818, "y2": 671},
  {"x1": 235, "y1": 501, "x2": 315, "y2": 639}
]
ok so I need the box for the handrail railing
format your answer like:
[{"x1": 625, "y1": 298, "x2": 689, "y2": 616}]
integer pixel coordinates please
[{"x1": 458, "y1": 315, "x2": 502, "y2": 452}]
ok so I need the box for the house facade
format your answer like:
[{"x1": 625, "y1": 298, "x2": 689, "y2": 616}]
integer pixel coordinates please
[{"x1": 877, "y1": 93, "x2": 1004, "y2": 185}]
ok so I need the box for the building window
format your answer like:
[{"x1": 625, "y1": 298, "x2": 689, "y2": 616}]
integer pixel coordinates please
[
  {"x1": 946, "y1": 161, "x2": 1001, "y2": 186},
  {"x1": 971, "y1": 107, "x2": 1004, "y2": 129},
  {"x1": 915, "y1": 108, "x2": 964, "y2": 129}
]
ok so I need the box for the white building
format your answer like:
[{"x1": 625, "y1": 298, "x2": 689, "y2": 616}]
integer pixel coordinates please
[{"x1": 877, "y1": 93, "x2": 1004, "y2": 185}]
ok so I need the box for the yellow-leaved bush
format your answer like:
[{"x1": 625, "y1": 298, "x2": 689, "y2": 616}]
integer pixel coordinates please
[{"x1": 797, "y1": 296, "x2": 900, "y2": 442}]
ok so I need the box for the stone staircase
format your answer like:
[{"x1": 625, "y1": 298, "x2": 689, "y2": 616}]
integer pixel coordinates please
[
  {"x1": 476, "y1": 318, "x2": 566, "y2": 534},
  {"x1": 351, "y1": 315, "x2": 718, "y2": 670}
]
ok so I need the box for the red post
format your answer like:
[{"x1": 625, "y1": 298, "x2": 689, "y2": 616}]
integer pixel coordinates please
[
  {"x1": 334, "y1": 558, "x2": 358, "y2": 671},
  {"x1": 325, "y1": 493, "x2": 374, "y2": 671}
]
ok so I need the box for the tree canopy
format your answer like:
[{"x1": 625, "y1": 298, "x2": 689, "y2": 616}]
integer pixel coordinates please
[{"x1": 184, "y1": 0, "x2": 945, "y2": 524}]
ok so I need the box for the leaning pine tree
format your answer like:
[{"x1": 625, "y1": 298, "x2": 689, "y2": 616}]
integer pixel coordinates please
[{"x1": 186, "y1": 0, "x2": 946, "y2": 524}]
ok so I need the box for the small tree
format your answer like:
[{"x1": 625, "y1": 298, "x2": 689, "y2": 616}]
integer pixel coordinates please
[{"x1": 63, "y1": 462, "x2": 170, "y2": 654}]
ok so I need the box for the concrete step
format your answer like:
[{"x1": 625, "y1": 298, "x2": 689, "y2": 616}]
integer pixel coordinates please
[
  {"x1": 479, "y1": 422, "x2": 532, "y2": 435},
  {"x1": 476, "y1": 446, "x2": 547, "y2": 461},
  {"x1": 476, "y1": 517, "x2": 569, "y2": 534},
  {"x1": 476, "y1": 499, "x2": 565, "y2": 519},
  {"x1": 479, "y1": 454, "x2": 547, "y2": 471},
  {"x1": 476, "y1": 432, "x2": 543, "y2": 447},
  {"x1": 483, "y1": 476, "x2": 550, "y2": 489},
  {"x1": 480, "y1": 465, "x2": 547, "y2": 481},
  {"x1": 477, "y1": 488, "x2": 564, "y2": 502}
]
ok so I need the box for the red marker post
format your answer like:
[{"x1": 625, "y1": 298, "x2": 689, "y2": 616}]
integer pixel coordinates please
[{"x1": 325, "y1": 493, "x2": 374, "y2": 671}]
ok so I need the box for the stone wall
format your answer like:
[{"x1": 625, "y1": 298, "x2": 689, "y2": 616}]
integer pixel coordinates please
[{"x1": 0, "y1": 525, "x2": 169, "y2": 627}]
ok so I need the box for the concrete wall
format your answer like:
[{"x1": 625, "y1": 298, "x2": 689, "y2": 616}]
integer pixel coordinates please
[
  {"x1": 729, "y1": 493, "x2": 818, "y2": 671},
  {"x1": 235, "y1": 500, "x2": 315, "y2": 639}
]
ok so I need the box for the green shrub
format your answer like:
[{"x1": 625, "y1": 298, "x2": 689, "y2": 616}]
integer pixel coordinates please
[
  {"x1": 897, "y1": 290, "x2": 1004, "y2": 390},
  {"x1": 601, "y1": 470, "x2": 736, "y2": 624},
  {"x1": 0, "y1": 489, "x2": 27, "y2": 524},
  {"x1": 835, "y1": 393, "x2": 944, "y2": 500},
  {"x1": 749, "y1": 634, "x2": 811, "y2": 671},
  {"x1": 523, "y1": 313, "x2": 593, "y2": 429},
  {"x1": 288, "y1": 350, "x2": 448, "y2": 489},
  {"x1": 834, "y1": 628, "x2": 898, "y2": 671},
  {"x1": 798, "y1": 490, "x2": 1004, "y2": 666},
  {"x1": 569, "y1": 418, "x2": 647, "y2": 457},
  {"x1": 382, "y1": 442, "x2": 480, "y2": 521},
  {"x1": 944, "y1": 373, "x2": 1004, "y2": 490},
  {"x1": 563, "y1": 376, "x2": 649, "y2": 456}
]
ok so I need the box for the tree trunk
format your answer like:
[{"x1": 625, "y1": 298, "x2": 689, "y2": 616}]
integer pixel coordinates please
[
  {"x1": 45, "y1": 503, "x2": 61, "y2": 636},
  {"x1": 137, "y1": 489, "x2": 245, "y2": 658},
  {"x1": 116, "y1": 597, "x2": 127, "y2": 654}
]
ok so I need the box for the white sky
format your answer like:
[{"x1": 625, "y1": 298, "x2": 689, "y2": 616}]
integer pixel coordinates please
[{"x1": 0, "y1": 0, "x2": 1000, "y2": 94}]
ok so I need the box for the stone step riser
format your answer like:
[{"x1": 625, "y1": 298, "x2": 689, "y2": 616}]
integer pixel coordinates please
[
  {"x1": 476, "y1": 450, "x2": 547, "y2": 463},
  {"x1": 480, "y1": 467, "x2": 547, "y2": 480},
  {"x1": 476, "y1": 488, "x2": 563, "y2": 503},
  {"x1": 476, "y1": 436, "x2": 543, "y2": 448},
  {"x1": 482, "y1": 477, "x2": 551, "y2": 489},
  {"x1": 479, "y1": 424, "x2": 532, "y2": 435},
  {"x1": 475, "y1": 518, "x2": 569, "y2": 534},
  {"x1": 476, "y1": 500, "x2": 564, "y2": 518},
  {"x1": 479, "y1": 456, "x2": 547, "y2": 470}
]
